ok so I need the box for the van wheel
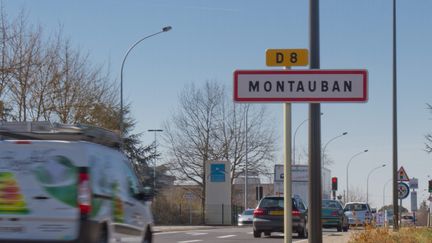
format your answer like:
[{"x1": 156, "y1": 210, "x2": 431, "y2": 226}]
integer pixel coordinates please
[
  {"x1": 142, "y1": 227, "x2": 152, "y2": 243},
  {"x1": 98, "y1": 225, "x2": 108, "y2": 243},
  {"x1": 253, "y1": 230, "x2": 261, "y2": 238}
]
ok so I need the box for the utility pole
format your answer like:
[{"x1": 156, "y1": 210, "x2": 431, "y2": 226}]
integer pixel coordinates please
[{"x1": 309, "y1": 0, "x2": 322, "y2": 242}]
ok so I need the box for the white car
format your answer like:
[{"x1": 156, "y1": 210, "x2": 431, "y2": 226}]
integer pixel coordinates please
[
  {"x1": 238, "y1": 209, "x2": 254, "y2": 226},
  {"x1": 344, "y1": 202, "x2": 372, "y2": 226},
  {"x1": 0, "y1": 122, "x2": 154, "y2": 243}
]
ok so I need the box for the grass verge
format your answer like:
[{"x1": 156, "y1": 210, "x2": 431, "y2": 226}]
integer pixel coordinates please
[{"x1": 349, "y1": 226, "x2": 432, "y2": 243}]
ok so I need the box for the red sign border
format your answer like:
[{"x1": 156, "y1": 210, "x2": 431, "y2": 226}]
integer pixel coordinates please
[{"x1": 233, "y1": 69, "x2": 368, "y2": 102}]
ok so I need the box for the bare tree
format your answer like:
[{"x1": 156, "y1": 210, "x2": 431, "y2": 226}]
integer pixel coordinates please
[
  {"x1": 0, "y1": 5, "x2": 156, "y2": 186},
  {"x1": 346, "y1": 186, "x2": 367, "y2": 203},
  {"x1": 164, "y1": 81, "x2": 276, "y2": 221}
]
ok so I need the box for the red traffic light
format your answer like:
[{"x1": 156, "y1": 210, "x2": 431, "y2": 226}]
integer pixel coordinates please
[{"x1": 331, "y1": 177, "x2": 338, "y2": 191}]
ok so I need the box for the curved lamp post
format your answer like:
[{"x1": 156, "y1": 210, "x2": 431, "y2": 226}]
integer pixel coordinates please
[
  {"x1": 346, "y1": 149, "x2": 368, "y2": 202},
  {"x1": 293, "y1": 113, "x2": 323, "y2": 165},
  {"x1": 367, "y1": 164, "x2": 386, "y2": 204},
  {"x1": 120, "y1": 26, "x2": 172, "y2": 148},
  {"x1": 383, "y1": 178, "x2": 392, "y2": 206},
  {"x1": 322, "y1": 131, "x2": 348, "y2": 166}
]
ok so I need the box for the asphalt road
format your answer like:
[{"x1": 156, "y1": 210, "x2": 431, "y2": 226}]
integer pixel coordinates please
[
  {"x1": 114, "y1": 226, "x2": 350, "y2": 243},
  {"x1": 115, "y1": 226, "x2": 352, "y2": 243}
]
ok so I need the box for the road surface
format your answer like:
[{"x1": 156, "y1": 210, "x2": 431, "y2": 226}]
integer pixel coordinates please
[{"x1": 114, "y1": 226, "x2": 352, "y2": 243}]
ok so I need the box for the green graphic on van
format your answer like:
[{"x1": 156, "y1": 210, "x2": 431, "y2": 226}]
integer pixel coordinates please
[
  {"x1": 33, "y1": 156, "x2": 77, "y2": 207},
  {"x1": 0, "y1": 172, "x2": 30, "y2": 214}
]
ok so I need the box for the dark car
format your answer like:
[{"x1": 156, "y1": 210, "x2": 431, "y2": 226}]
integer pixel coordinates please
[
  {"x1": 321, "y1": 199, "x2": 349, "y2": 232},
  {"x1": 252, "y1": 195, "x2": 308, "y2": 238}
]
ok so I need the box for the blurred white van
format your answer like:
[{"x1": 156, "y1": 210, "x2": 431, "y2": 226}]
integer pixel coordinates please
[{"x1": 0, "y1": 122, "x2": 154, "y2": 243}]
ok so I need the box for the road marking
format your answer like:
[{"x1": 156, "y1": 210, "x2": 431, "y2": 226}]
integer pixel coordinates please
[
  {"x1": 154, "y1": 231, "x2": 182, "y2": 235},
  {"x1": 177, "y1": 240, "x2": 203, "y2": 243},
  {"x1": 186, "y1": 232, "x2": 208, "y2": 236},
  {"x1": 217, "y1": 235, "x2": 236, "y2": 239}
]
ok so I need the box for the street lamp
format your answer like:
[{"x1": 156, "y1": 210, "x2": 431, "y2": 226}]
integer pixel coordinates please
[
  {"x1": 367, "y1": 164, "x2": 386, "y2": 204},
  {"x1": 148, "y1": 129, "x2": 163, "y2": 190},
  {"x1": 322, "y1": 131, "x2": 348, "y2": 166},
  {"x1": 346, "y1": 149, "x2": 368, "y2": 202},
  {"x1": 292, "y1": 112, "x2": 323, "y2": 165},
  {"x1": 120, "y1": 26, "x2": 172, "y2": 148},
  {"x1": 244, "y1": 105, "x2": 250, "y2": 210},
  {"x1": 383, "y1": 178, "x2": 392, "y2": 206}
]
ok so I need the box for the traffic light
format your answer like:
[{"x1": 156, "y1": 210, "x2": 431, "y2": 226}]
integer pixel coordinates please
[
  {"x1": 429, "y1": 180, "x2": 432, "y2": 193},
  {"x1": 331, "y1": 177, "x2": 338, "y2": 191}
]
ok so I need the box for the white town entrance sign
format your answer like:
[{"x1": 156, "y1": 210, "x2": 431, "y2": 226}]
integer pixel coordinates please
[{"x1": 234, "y1": 69, "x2": 368, "y2": 102}]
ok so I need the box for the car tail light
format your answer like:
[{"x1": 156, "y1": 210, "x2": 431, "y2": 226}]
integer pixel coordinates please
[
  {"x1": 292, "y1": 210, "x2": 300, "y2": 217},
  {"x1": 253, "y1": 208, "x2": 265, "y2": 216},
  {"x1": 78, "y1": 168, "x2": 91, "y2": 216},
  {"x1": 331, "y1": 211, "x2": 338, "y2": 216},
  {"x1": 14, "y1": 141, "x2": 31, "y2": 144}
]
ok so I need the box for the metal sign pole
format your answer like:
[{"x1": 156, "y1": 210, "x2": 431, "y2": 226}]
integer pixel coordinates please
[
  {"x1": 309, "y1": 0, "x2": 322, "y2": 242},
  {"x1": 284, "y1": 67, "x2": 292, "y2": 243},
  {"x1": 392, "y1": 0, "x2": 399, "y2": 231}
]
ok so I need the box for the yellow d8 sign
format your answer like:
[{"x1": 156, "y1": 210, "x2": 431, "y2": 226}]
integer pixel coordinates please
[{"x1": 266, "y1": 49, "x2": 309, "y2": 67}]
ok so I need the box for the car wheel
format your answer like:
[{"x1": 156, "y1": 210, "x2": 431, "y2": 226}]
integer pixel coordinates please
[
  {"x1": 264, "y1": 232, "x2": 271, "y2": 237},
  {"x1": 142, "y1": 227, "x2": 152, "y2": 243},
  {"x1": 343, "y1": 225, "x2": 349, "y2": 232},
  {"x1": 337, "y1": 225, "x2": 342, "y2": 232},
  {"x1": 298, "y1": 223, "x2": 308, "y2": 238},
  {"x1": 253, "y1": 230, "x2": 261, "y2": 238}
]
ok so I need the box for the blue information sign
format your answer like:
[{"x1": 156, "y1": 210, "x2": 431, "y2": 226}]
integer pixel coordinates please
[{"x1": 210, "y1": 164, "x2": 225, "y2": 182}]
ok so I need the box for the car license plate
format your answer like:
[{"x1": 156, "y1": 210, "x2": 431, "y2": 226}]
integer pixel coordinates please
[{"x1": 269, "y1": 210, "x2": 283, "y2": 216}]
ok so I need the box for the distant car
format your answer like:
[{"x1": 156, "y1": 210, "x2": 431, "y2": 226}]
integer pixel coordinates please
[
  {"x1": 238, "y1": 209, "x2": 254, "y2": 226},
  {"x1": 386, "y1": 210, "x2": 394, "y2": 226},
  {"x1": 401, "y1": 214, "x2": 414, "y2": 226},
  {"x1": 344, "y1": 202, "x2": 372, "y2": 226},
  {"x1": 252, "y1": 195, "x2": 308, "y2": 238},
  {"x1": 321, "y1": 199, "x2": 349, "y2": 232}
]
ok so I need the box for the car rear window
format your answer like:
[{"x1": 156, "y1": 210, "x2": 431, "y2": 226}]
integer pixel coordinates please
[
  {"x1": 243, "y1": 210, "x2": 254, "y2": 215},
  {"x1": 322, "y1": 200, "x2": 341, "y2": 209},
  {"x1": 259, "y1": 197, "x2": 297, "y2": 210},
  {"x1": 345, "y1": 203, "x2": 368, "y2": 211}
]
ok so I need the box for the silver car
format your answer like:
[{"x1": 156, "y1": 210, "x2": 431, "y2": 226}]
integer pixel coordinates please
[
  {"x1": 344, "y1": 202, "x2": 372, "y2": 226},
  {"x1": 238, "y1": 209, "x2": 254, "y2": 226}
]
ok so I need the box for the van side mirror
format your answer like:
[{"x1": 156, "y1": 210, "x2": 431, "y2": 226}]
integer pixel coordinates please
[{"x1": 371, "y1": 208, "x2": 376, "y2": 214}]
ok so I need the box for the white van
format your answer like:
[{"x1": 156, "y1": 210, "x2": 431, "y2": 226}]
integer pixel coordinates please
[{"x1": 0, "y1": 122, "x2": 154, "y2": 243}]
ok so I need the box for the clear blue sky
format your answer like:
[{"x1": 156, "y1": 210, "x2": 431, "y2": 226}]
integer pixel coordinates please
[{"x1": 5, "y1": 0, "x2": 432, "y2": 210}]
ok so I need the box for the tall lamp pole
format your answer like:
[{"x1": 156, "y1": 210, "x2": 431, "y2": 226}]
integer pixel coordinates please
[
  {"x1": 345, "y1": 149, "x2": 368, "y2": 202},
  {"x1": 120, "y1": 26, "x2": 172, "y2": 148},
  {"x1": 148, "y1": 129, "x2": 163, "y2": 190},
  {"x1": 322, "y1": 132, "x2": 348, "y2": 166},
  {"x1": 293, "y1": 113, "x2": 323, "y2": 165},
  {"x1": 244, "y1": 105, "x2": 250, "y2": 210},
  {"x1": 367, "y1": 164, "x2": 386, "y2": 204},
  {"x1": 383, "y1": 178, "x2": 392, "y2": 206}
]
